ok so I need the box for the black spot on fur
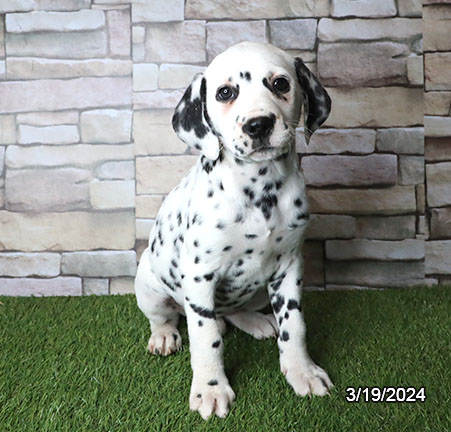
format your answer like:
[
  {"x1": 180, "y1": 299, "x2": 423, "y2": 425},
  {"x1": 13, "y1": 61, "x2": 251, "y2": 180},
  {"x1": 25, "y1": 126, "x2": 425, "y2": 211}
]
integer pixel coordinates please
[
  {"x1": 223, "y1": 245, "x2": 232, "y2": 251},
  {"x1": 258, "y1": 166, "x2": 268, "y2": 176},
  {"x1": 287, "y1": 299, "x2": 299, "y2": 310},
  {"x1": 204, "y1": 272, "x2": 215, "y2": 281},
  {"x1": 294, "y1": 198, "x2": 303, "y2": 207},
  {"x1": 198, "y1": 320, "x2": 203, "y2": 327},
  {"x1": 280, "y1": 331, "x2": 290, "y2": 342},
  {"x1": 208, "y1": 380, "x2": 218, "y2": 386},
  {"x1": 190, "y1": 303, "x2": 216, "y2": 319},
  {"x1": 245, "y1": 234, "x2": 257, "y2": 239},
  {"x1": 272, "y1": 294, "x2": 285, "y2": 314},
  {"x1": 212, "y1": 340, "x2": 221, "y2": 348},
  {"x1": 216, "y1": 221, "x2": 225, "y2": 229},
  {"x1": 245, "y1": 249, "x2": 253, "y2": 254}
]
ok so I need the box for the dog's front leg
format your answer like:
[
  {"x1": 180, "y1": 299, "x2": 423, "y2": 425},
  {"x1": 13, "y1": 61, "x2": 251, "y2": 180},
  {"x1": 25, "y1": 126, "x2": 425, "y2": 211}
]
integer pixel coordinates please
[
  {"x1": 184, "y1": 278, "x2": 235, "y2": 420},
  {"x1": 268, "y1": 257, "x2": 334, "y2": 396}
]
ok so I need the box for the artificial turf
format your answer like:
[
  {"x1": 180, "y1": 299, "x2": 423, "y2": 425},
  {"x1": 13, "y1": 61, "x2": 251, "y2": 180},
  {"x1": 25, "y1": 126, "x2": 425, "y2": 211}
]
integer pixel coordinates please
[{"x1": 0, "y1": 286, "x2": 450, "y2": 432}]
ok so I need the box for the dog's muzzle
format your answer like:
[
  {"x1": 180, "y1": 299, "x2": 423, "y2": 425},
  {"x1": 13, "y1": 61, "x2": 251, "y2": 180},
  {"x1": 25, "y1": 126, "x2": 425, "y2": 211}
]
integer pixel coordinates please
[{"x1": 242, "y1": 114, "x2": 275, "y2": 141}]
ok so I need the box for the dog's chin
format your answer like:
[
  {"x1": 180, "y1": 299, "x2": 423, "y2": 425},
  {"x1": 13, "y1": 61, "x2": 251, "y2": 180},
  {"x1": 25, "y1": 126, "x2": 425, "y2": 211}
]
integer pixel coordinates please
[{"x1": 247, "y1": 146, "x2": 288, "y2": 162}]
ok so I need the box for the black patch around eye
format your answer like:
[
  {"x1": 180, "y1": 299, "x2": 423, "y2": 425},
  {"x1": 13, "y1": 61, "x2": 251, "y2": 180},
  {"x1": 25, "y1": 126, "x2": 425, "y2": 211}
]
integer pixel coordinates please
[
  {"x1": 273, "y1": 77, "x2": 290, "y2": 93},
  {"x1": 262, "y1": 77, "x2": 273, "y2": 93}
]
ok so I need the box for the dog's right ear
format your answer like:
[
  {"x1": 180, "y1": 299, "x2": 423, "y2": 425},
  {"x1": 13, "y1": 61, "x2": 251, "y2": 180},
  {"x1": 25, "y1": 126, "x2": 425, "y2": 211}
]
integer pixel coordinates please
[{"x1": 172, "y1": 73, "x2": 220, "y2": 161}]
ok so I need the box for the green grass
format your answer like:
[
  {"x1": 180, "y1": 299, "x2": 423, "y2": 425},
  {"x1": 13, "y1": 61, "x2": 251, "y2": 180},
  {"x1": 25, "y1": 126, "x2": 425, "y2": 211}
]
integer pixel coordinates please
[{"x1": 1, "y1": 287, "x2": 450, "y2": 432}]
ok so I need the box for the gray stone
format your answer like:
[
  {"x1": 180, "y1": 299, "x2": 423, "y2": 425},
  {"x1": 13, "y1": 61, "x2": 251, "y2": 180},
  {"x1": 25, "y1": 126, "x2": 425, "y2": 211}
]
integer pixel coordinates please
[
  {"x1": 62, "y1": 251, "x2": 136, "y2": 277},
  {"x1": 0, "y1": 277, "x2": 82, "y2": 297},
  {"x1": 133, "y1": 63, "x2": 158, "y2": 91},
  {"x1": 302, "y1": 241, "x2": 324, "y2": 287},
  {"x1": 159, "y1": 64, "x2": 206, "y2": 89},
  {"x1": 0, "y1": 115, "x2": 16, "y2": 144},
  {"x1": 398, "y1": 0, "x2": 422, "y2": 16},
  {"x1": 356, "y1": 216, "x2": 416, "y2": 240},
  {"x1": 80, "y1": 109, "x2": 132, "y2": 144},
  {"x1": 5, "y1": 168, "x2": 90, "y2": 212},
  {"x1": 306, "y1": 215, "x2": 356, "y2": 240},
  {"x1": 331, "y1": 0, "x2": 396, "y2": 17},
  {"x1": 416, "y1": 184, "x2": 425, "y2": 214},
  {"x1": 83, "y1": 278, "x2": 109, "y2": 296},
  {"x1": 407, "y1": 55, "x2": 423, "y2": 86},
  {"x1": 431, "y1": 208, "x2": 451, "y2": 239},
  {"x1": 318, "y1": 42, "x2": 408, "y2": 87},
  {"x1": 18, "y1": 124, "x2": 79, "y2": 144},
  {"x1": 89, "y1": 180, "x2": 135, "y2": 209},
  {"x1": 0, "y1": 17, "x2": 4, "y2": 58},
  {"x1": 17, "y1": 111, "x2": 79, "y2": 126},
  {"x1": 426, "y1": 241, "x2": 451, "y2": 275},
  {"x1": 133, "y1": 90, "x2": 184, "y2": 110},
  {"x1": 0, "y1": 253, "x2": 61, "y2": 277},
  {"x1": 399, "y1": 156, "x2": 424, "y2": 185},
  {"x1": 302, "y1": 154, "x2": 397, "y2": 187},
  {"x1": 426, "y1": 162, "x2": 451, "y2": 207},
  {"x1": 269, "y1": 20, "x2": 316, "y2": 50},
  {"x1": 95, "y1": 161, "x2": 134, "y2": 180},
  {"x1": 136, "y1": 218, "x2": 154, "y2": 240},
  {"x1": 34, "y1": 0, "x2": 91, "y2": 11},
  {"x1": 132, "y1": 0, "x2": 184, "y2": 22},
  {"x1": 0, "y1": 0, "x2": 34, "y2": 13},
  {"x1": 0, "y1": 147, "x2": 4, "y2": 176},
  {"x1": 376, "y1": 128, "x2": 424, "y2": 155},
  {"x1": 425, "y1": 116, "x2": 451, "y2": 138},
  {"x1": 107, "y1": 8, "x2": 130, "y2": 58}
]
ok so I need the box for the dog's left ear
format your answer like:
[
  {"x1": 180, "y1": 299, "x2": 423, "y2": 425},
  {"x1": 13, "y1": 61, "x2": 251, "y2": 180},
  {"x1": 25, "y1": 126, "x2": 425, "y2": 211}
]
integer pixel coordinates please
[
  {"x1": 294, "y1": 58, "x2": 331, "y2": 144},
  {"x1": 172, "y1": 73, "x2": 220, "y2": 161}
]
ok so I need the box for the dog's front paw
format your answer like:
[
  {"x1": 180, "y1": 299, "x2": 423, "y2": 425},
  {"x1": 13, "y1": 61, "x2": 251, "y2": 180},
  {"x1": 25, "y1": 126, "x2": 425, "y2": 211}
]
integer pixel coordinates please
[
  {"x1": 282, "y1": 362, "x2": 333, "y2": 397},
  {"x1": 189, "y1": 377, "x2": 236, "y2": 420},
  {"x1": 148, "y1": 324, "x2": 182, "y2": 356}
]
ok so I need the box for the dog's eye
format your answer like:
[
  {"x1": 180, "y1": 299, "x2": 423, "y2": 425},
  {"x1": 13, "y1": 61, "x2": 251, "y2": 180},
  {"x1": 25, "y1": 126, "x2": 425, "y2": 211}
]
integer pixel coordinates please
[
  {"x1": 273, "y1": 77, "x2": 290, "y2": 93},
  {"x1": 216, "y1": 85, "x2": 237, "y2": 102}
]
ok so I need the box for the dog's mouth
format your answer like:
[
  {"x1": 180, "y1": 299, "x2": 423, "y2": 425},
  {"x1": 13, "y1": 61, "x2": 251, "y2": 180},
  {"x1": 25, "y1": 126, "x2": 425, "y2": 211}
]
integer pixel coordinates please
[{"x1": 248, "y1": 144, "x2": 290, "y2": 161}]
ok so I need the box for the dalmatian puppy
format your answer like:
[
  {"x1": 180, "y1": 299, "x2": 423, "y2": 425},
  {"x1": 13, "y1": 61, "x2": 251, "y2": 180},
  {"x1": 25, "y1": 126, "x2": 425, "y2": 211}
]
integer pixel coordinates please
[{"x1": 135, "y1": 41, "x2": 333, "y2": 420}]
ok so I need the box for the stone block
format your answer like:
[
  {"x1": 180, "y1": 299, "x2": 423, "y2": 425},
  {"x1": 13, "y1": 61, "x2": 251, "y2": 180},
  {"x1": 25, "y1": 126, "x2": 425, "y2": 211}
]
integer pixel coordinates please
[
  {"x1": 425, "y1": 53, "x2": 451, "y2": 91},
  {"x1": 185, "y1": 0, "x2": 330, "y2": 19},
  {"x1": 376, "y1": 127, "x2": 424, "y2": 155},
  {"x1": 0, "y1": 0, "x2": 34, "y2": 13},
  {"x1": 133, "y1": 110, "x2": 186, "y2": 155},
  {"x1": 425, "y1": 92, "x2": 451, "y2": 116},
  {"x1": 136, "y1": 156, "x2": 197, "y2": 194},
  {"x1": 424, "y1": 5, "x2": 451, "y2": 52},
  {"x1": 107, "y1": 8, "x2": 130, "y2": 58},
  {"x1": 398, "y1": 0, "x2": 422, "y2": 16},
  {"x1": 318, "y1": 18, "x2": 421, "y2": 42},
  {"x1": 0, "y1": 211, "x2": 135, "y2": 251},
  {"x1": 269, "y1": 20, "x2": 316, "y2": 50},
  {"x1": 5, "y1": 168, "x2": 90, "y2": 212},
  {"x1": 0, "y1": 252, "x2": 61, "y2": 277},
  {"x1": 302, "y1": 241, "x2": 324, "y2": 287},
  {"x1": 426, "y1": 162, "x2": 451, "y2": 207},
  {"x1": 326, "y1": 260, "x2": 424, "y2": 287},
  {"x1": 110, "y1": 277, "x2": 135, "y2": 295},
  {"x1": 296, "y1": 128, "x2": 376, "y2": 154},
  {"x1": 132, "y1": 0, "x2": 184, "y2": 22},
  {"x1": 326, "y1": 239, "x2": 424, "y2": 261},
  {"x1": 62, "y1": 251, "x2": 136, "y2": 277},
  {"x1": 318, "y1": 42, "x2": 408, "y2": 87},
  {"x1": 331, "y1": 0, "x2": 396, "y2": 17},
  {"x1": 0, "y1": 277, "x2": 82, "y2": 297},
  {"x1": 136, "y1": 195, "x2": 164, "y2": 218},
  {"x1": 159, "y1": 64, "x2": 206, "y2": 89},
  {"x1": 89, "y1": 180, "x2": 135, "y2": 209},
  {"x1": 6, "y1": 144, "x2": 134, "y2": 168},
  {"x1": 325, "y1": 87, "x2": 423, "y2": 128},
  {"x1": 83, "y1": 278, "x2": 109, "y2": 295},
  {"x1": 305, "y1": 215, "x2": 356, "y2": 240},
  {"x1": 145, "y1": 21, "x2": 205, "y2": 63},
  {"x1": 425, "y1": 116, "x2": 451, "y2": 138},
  {"x1": 407, "y1": 55, "x2": 423, "y2": 86},
  {"x1": 17, "y1": 111, "x2": 79, "y2": 126},
  {"x1": 7, "y1": 58, "x2": 132, "y2": 79},
  {"x1": 0, "y1": 18, "x2": 4, "y2": 58},
  {"x1": 308, "y1": 186, "x2": 416, "y2": 215},
  {"x1": 426, "y1": 241, "x2": 451, "y2": 274},
  {"x1": 34, "y1": 0, "x2": 91, "y2": 11},
  {"x1": 80, "y1": 109, "x2": 132, "y2": 144},
  {"x1": 301, "y1": 154, "x2": 397, "y2": 187},
  {"x1": 0, "y1": 60, "x2": 5, "y2": 79},
  {"x1": 0, "y1": 77, "x2": 131, "y2": 114},
  {"x1": 431, "y1": 208, "x2": 451, "y2": 239},
  {"x1": 136, "y1": 218, "x2": 154, "y2": 240},
  {"x1": 425, "y1": 138, "x2": 451, "y2": 162},
  {"x1": 356, "y1": 215, "x2": 416, "y2": 240},
  {"x1": 133, "y1": 63, "x2": 158, "y2": 91},
  {"x1": 133, "y1": 90, "x2": 184, "y2": 110},
  {"x1": 6, "y1": 10, "x2": 105, "y2": 32},
  {"x1": 0, "y1": 115, "x2": 16, "y2": 144},
  {"x1": 399, "y1": 156, "x2": 424, "y2": 185},
  {"x1": 18, "y1": 124, "x2": 79, "y2": 144},
  {"x1": 0, "y1": 147, "x2": 4, "y2": 176},
  {"x1": 206, "y1": 21, "x2": 267, "y2": 62},
  {"x1": 132, "y1": 26, "x2": 145, "y2": 44},
  {"x1": 95, "y1": 161, "x2": 134, "y2": 180},
  {"x1": 416, "y1": 184, "x2": 425, "y2": 214}
]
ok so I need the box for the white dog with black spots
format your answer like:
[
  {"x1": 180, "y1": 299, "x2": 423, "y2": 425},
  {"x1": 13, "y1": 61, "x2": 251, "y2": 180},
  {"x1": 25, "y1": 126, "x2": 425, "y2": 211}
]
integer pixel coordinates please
[{"x1": 135, "y1": 41, "x2": 333, "y2": 420}]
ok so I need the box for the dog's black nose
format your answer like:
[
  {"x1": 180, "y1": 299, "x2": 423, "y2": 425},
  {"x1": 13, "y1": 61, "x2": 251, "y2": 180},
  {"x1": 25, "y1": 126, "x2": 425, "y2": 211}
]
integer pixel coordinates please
[{"x1": 242, "y1": 115, "x2": 275, "y2": 139}]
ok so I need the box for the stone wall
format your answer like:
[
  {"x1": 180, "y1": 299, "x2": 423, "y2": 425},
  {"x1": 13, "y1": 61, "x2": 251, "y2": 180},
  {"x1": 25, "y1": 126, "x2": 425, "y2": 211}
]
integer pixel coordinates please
[{"x1": 0, "y1": 0, "x2": 447, "y2": 295}]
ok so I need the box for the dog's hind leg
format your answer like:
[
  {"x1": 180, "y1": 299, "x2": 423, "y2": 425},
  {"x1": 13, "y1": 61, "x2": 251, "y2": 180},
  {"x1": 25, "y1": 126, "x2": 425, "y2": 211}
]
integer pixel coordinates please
[{"x1": 135, "y1": 248, "x2": 182, "y2": 356}]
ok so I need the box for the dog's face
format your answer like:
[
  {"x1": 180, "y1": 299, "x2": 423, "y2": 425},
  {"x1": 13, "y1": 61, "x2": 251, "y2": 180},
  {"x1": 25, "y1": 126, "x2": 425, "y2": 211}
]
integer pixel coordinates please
[{"x1": 172, "y1": 42, "x2": 331, "y2": 162}]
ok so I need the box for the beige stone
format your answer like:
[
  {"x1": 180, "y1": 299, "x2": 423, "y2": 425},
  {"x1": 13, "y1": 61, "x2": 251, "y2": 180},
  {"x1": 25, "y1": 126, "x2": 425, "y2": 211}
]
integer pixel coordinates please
[
  {"x1": 0, "y1": 210, "x2": 135, "y2": 251},
  {"x1": 305, "y1": 214, "x2": 356, "y2": 240},
  {"x1": 80, "y1": 109, "x2": 132, "y2": 144},
  {"x1": 159, "y1": 64, "x2": 206, "y2": 89},
  {"x1": 424, "y1": 5, "x2": 451, "y2": 52},
  {"x1": 325, "y1": 87, "x2": 423, "y2": 128},
  {"x1": 136, "y1": 195, "x2": 164, "y2": 218},
  {"x1": 5, "y1": 168, "x2": 90, "y2": 212},
  {"x1": 425, "y1": 137, "x2": 451, "y2": 162},
  {"x1": 301, "y1": 154, "x2": 397, "y2": 187},
  {"x1": 62, "y1": 251, "x2": 136, "y2": 277},
  {"x1": 425, "y1": 92, "x2": 451, "y2": 116},
  {"x1": 134, "y1": 110, "x2": 186, "y2": 155},
  {"x1": 133, "y1": 63, "x2": 158, "y2": 91},
  {"x1": 376, "y1": 128, "x2": 424, "y2": 155},
  {"x1": 185, "y1": 0, "x2": 330, "y2": 19},
  {"x1": 107, "y1": 8, "x2": 130, "y2": 58},
  {"x1": 426, "y1": 162, "x2": 451, "y2": 207},
  {"x1": 269, "y1": 20, "x2": 316, "y2": 50},
  {"x1": 0, "y1": 0, "x2": 34, "y2": 13},
  {"x1": 132, "y1": 0, "x2": 183, "y2": 22},
  {"x1": 136, "y1": 218, "x2": 154, "y2": 240},
  {"x1": 398, "y1": 0, "x2": 422, "y2": 16},
  {"x1": 326, "y1": 239, "x2": 424, "y2": 261},
  {"x1": 0, "y1": 252, "x2": 61, "y2": 277},
  {"x1": 407, "y1": 55, "x2": 423, "y2": 86},
  {"x1": 318, "y1": 18, "x2": 422, "y2": 42},
  {"x1": 430, "y1": 208, "x2": 451, "y2": 239},
  {"x1": 0, "y1": 115, "x2": 16, "y2": 144},
  {"x1": 425, "y1": 116, "x2": 451, "y2": 138},
  {"x1": 95, "y1": 161, "x2": 134, "y2": 180},
  {"x1": 145, "y1": 21, "x2": 206, "y2": 63},
  {"x1": 136, "y1": 156, "x2": 197, "y2": 194},
  {"x1": 303, "y1": 241, "x2": 324, "y2": 287},
  {"x1": 399, "y1": 156, "x2": 424, "y2": 185},
  {"x1": 308, "y1": 186, "x2": 416, "y2": 215},
  {"x1": 207, "y1": 21, "x2": 267, "y2": 62},
  {"x1": 0, "y1": 77, "x2": 131, "y2": 114},
  {"x1": 425, "y1": 53, "x2": 451, "y2": 91},
  {"x1": 0, "y1": 277, "x2": 82, "y2": 297},
  {"x1": 296, "y1": 128, "x2": 376, "y2": 154},
  {"x1": 5, "y1": 144, "x2": 134, "y2": 168},
  {"x1": 7, "y1": 57, "x2": 132, "y2": 79},
  {"x1": 318, "y1": 42, "x2": 408, "y2": 87},
  {"x1": 18, "y1": 124, "x2": 79, "y2": 145},
  {"x1": 17, "y1": 111, "x2": 79, "y2": 126},
  {"x1": 89, "y1": 180, "x2": 135, "y2": 209},
  {"x1": 426, "y1": 241, "x2": 451, "y2": 274},
  {"x1": 133, "y1": 90, "x2": 184, "y2": 110},
  {"x1": 83, "y1": 278, "x2": 109, "y2": 295},
  {"x1": 331, "y1": 0, "x2": 396, "y2": 17},
  {"x1": 356, "y1": 216, "x2": 416, "y2": 240},
  {"x1": 110, "y1": 277, "x2": 135, "y2": 295},
  {"x1": 6, "y1": 10, "x2": 105, "y2": 32}
]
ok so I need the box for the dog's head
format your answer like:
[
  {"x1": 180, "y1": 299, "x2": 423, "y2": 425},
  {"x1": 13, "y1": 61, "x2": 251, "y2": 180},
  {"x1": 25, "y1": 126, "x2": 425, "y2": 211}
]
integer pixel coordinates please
[{"x1": 172, "y1": 41, "x2": 331, "y2": 162}]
